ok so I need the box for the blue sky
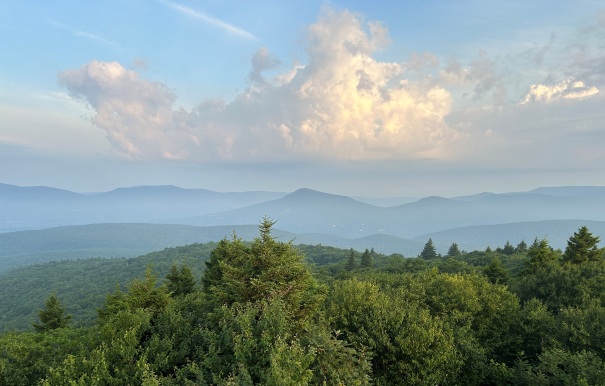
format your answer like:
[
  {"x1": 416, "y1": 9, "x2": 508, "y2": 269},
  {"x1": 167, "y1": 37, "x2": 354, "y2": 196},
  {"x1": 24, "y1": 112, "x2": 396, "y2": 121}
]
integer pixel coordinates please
[{"x1": 1, "y1": 1, "x2": 604, "y2": 197}]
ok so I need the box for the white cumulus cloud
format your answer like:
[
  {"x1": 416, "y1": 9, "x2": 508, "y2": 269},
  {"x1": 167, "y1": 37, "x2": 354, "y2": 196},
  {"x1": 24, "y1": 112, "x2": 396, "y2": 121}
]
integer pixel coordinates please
[
  {"x1": 522, "y1": 78, "x2": 599, "y2": 104},
  {"x1": 58, "y1": 8, "x2": 459, "y2": 162},
  {"x1": 58, "y1": 60, "x2": 197, "y2": 159}
]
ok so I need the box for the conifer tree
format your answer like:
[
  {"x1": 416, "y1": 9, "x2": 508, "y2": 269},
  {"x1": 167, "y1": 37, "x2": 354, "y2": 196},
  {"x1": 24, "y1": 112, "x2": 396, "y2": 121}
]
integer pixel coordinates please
[
  {"x1": 33, "y1": 294, "x2": 71, "y2": 332},
  {"x1": 563, "y1": 226, "x2": 603, "y2": 264},
  {"x1": 345, "y1": 248, "x2": 357, "y2": 270},
  {"x1": 502, "y1": 241, "x2": 515, "y2": 256},
  {"x1": 483, "y1": 257, "x2": 510, "y2": 285},
  {"x1": 420, "y1": 239, "x2": 438, "y2": 260},
  {"x1": 201, "y1": 217, "x2": 323, "y2": 317},
  {"x1": 166, "y1": 263, "x2": 196, "y2": 296},
  {"x1": 524, "y1": 239, "x2": 559, "y2": 272},
  {"x1": 516, "y1": 240, "x2": 528, "y2": 253},
  {"x1": 447, "y1": 242, "x2": 461, "y2": 257},
  {"x1": 360, "y1": 248, "x2": 372, "y2": 267}
]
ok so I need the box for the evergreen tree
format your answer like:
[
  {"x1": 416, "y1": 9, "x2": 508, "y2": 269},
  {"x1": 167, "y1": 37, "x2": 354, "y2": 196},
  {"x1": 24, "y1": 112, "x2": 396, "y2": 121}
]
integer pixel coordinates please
[
  {"x1": 33, "y1": 294, "x2": 71, "y2": 333},
  {"x1": 563, "y1": 226, "x2": 603, "y2": 264},
  {"x1": 502, "y1": 241, "x2": 515, "y2": 256},
  {"x1": 201, "y1": 217, "x2": 323, "y2": 318},
  {"x1": 483, "y1": 257, "x2": 510, "y2": 285},
  {"x1": 524, "y1": 239, "x2": 559, "y2": 272},
  {"x1": 360, "y1": 248, "x2": 372, "y2": 267},
  {"x1": 447, "y1": 243, "x2": 461, "y2": 257},
  {"x1": 419, "y1": 239, "x2": 438, "y2": 260},
  {"x1": 166, "y1": 263, "x2": 196, "y2": 297},
  {"x1": 345, "y1": 248, "x2": 357, "y2": 270},
  {"x1": 516, "y1": 240, "x2": 528, "y2": 253}
]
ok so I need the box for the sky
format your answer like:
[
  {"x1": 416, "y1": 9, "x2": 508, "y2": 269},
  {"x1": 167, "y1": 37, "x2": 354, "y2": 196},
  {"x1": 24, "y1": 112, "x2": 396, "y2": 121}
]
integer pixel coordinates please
[{"x1": 1, "y1": 1, "x2": 604, "y2": 197}]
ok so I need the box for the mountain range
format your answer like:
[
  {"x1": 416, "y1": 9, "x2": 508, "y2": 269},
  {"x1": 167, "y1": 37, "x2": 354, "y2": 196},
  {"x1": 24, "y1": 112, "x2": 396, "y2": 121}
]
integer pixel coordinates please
[{"x1": 2, "y1": 183, "x2": 605, "y2": 272}]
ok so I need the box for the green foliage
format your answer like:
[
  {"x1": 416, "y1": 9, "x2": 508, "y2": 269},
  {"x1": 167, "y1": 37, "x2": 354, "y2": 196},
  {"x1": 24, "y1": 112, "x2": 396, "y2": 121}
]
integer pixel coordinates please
[
  {"x1": 524, "y1": 238, "x2": 560, "y2": 273},
  {"x1": 559, "y1": 300, "x2": 605, "y2": 358},
  {"x1": 516, "y1": 240, "x2": 528, "y2": 253},
  {"x1": 0, "y1": 242, "x2": 215, "y2": 332},
  {"x1": 360, "y1": 248, "x2": 372, "y2": 267},
  {"x1": 165, "y1": 263, "x2": 197, "y2": 297},
  {"x1": 419, "y1": 238, "x2": 438, "y2": 260},
  {"x1": 202, "y1": 219, "x2": 324, "y2": 322},
  {"x1": 502, "y1": 241, "x2": 515, "y2": 256},
  {"x1": 447, "y1": 242, "x2": 461, "y2": 257},
  {"x1": 528, "y1": 348, "x2": 605, "y2": 386},
  {"x1": 516, "y1": 298, "x2": 558, "y2": 362},
  {"x1": 32, "y1": 294, "x2": 71, "y2": 333},
  {"x1": 483, "y1": 257, "x2": 510, "y2": 285},
  {"x1": 563, "y1": 226, "x2": 603, "y2": 264},
  {"x1": 0, "y1": 328, "x2": 91, "y2": 386},
  {"x1": 3, "y1": 223, "x2": 605, "y2": 385},
  {"x1": 420, "y1": 271, "x2": 522, "y2": 364},
  {"x1": 345, "y1": 248, "x2": 357, "y2": 270},
  {"x1": 198, "y1": 219, "x2": 370, "y2": 384},
  {"x1": 326, "y1": 278, "x2": 461, "y2": 385}
]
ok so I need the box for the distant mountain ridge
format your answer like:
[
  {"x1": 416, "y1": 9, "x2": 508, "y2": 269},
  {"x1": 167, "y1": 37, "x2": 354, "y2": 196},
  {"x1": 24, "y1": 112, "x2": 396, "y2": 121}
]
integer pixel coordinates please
[
  {"x1": 2, "y1": 182, "x2": 605, "y2": 246},
  {"x1": 0, "y1": 183, "x2": 286, "y2": 232},
  {"x1": 183, "y1": 186, "x2": 605, "y2": 238},
  {"x1": 2, "y1": 220, "x2": 605, "y2": 273}
]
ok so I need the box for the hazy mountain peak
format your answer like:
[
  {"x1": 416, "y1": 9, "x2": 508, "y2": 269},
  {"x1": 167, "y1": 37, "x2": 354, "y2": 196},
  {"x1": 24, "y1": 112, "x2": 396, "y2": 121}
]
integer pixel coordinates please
[
  {"x1": 287, "y1": 188, "x2": 349, "y2": 200},
  {"x1": 415, "y1": 196, "x2": 451, "y2": 203},
  {"x1": 529, "y1": 186, "x2": 605, "y2": 196}
]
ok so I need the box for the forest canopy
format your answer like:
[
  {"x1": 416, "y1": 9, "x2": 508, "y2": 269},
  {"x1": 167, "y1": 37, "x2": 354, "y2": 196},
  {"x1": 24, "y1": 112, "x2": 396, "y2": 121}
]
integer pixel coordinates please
[{"x1": 1, "y1": 222, "x2": 605, "y2": 385}]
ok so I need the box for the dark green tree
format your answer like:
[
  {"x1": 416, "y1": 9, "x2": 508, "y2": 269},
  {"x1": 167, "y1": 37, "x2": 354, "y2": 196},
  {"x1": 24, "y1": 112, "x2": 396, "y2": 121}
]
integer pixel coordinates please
[
  {"x1": 483, "y1": 257, "x2": 510, "y2": 285},
  {"x1": 165, "y1": 263, "x2": 196, "y2": 297},
  {"x1": 197, "y1": 218, "x2": 370, "y2": 384},
  {"x1": 202, "y1": 236, "x2": 246, "y2": 296},
  {"x1": 360, "y1": 248, "x2": 372, "y2": 268},
  {"x1": 563, "y1": 226, "x2": 603, "y2": 264},
  {"x1": 201, "y1": 217, "x2": 324, "y2": 321},
  {"x1": 516, "y1": 240, "x2": 528, "y2": 253},
  {"x1": 33, "y1": 294, "x2": 71, "y2": 333},
  {"x1": 345, "y1": 248, "x2": 357, "y2": 270},
  {"x1": 420, "y1": 239, "x2": 438, "y2": 260},
  {"x1": 502, "y1": 241, "x2": 515, "y2": 256},
  {"x1": 447, "y1": 242, "x2": 461, "y2": 257},
  {"x1": 524, "y1": 239, "x2": 559, "y2": 273}
]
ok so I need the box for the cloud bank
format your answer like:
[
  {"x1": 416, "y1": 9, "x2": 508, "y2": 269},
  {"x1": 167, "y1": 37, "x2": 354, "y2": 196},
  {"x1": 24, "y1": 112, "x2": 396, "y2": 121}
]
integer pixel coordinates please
[
  {"x1": 58, "y1": 7, "x2": 604, "y2": 167},
  {"x1": 59, "y1": 8, "x2": 457, "y2": 161}
]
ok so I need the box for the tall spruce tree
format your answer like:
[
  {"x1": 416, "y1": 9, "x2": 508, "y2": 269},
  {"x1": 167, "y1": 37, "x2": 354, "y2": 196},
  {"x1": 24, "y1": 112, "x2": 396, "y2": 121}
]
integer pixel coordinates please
[
  {"x1": 345, "y1": 248, "x2": 357, "y2": 270},
  {"x1": 516, "y1": 240, "x2": 528, "y2": 253},
  {"x1": 563, "y1": 226, "x2": 603, "y2": 264},
  {"x1": 420, "y1": 239, "x2": 438, "y2": 260},
  {"x1": 33, "y1": 294, "x2": 71, "y2": 332},
  {"x1": 502, "y1": 241, "x2": 515, "y2": 256},
  {"x1": 166, "y1": 263, "x2": 196, "y2": 296},
  {"x1": 447, "y1": 243, "x2": 461, "y2": 257},
  {"x1": 360, "y1": 248, "x2": 372, "y2": 267},
  {"x1": 483, "y1": 257, "x2": 510, "y2": 285},
  {"x1": 524, "y1": 238, "x2": 559, "y2": 272}
]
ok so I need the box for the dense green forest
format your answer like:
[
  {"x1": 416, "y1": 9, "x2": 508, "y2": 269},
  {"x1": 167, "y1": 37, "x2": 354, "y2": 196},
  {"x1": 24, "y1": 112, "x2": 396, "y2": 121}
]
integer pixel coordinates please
[{"x1": 1, "y1": 220, "x2": 605, "y2": 385}]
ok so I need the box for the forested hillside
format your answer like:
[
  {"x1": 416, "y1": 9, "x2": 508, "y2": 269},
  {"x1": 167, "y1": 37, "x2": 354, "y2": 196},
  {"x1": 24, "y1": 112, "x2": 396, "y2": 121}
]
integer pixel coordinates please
[{"x1": 1, "y1": 221, "x2": 605, "y2": 385}]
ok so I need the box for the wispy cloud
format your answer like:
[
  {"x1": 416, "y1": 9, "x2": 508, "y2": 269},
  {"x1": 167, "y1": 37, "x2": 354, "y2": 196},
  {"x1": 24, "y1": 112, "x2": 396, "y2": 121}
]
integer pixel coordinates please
[
  {"x1": 48, "y1": 19, "x2": 116, "y2": 46},
  {"x1": 158, "y1": 0, "x2": 257, "y2": 40}
]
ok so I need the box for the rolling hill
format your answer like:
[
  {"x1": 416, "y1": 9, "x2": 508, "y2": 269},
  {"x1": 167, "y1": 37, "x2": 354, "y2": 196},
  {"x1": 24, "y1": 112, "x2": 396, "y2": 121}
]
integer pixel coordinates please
[
  {"x1": 2, "y1": 219, "x2": 605, "y2": 273},
  {"x1": 0, "y1": 183, "x2": 286, "y2": 232}
]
